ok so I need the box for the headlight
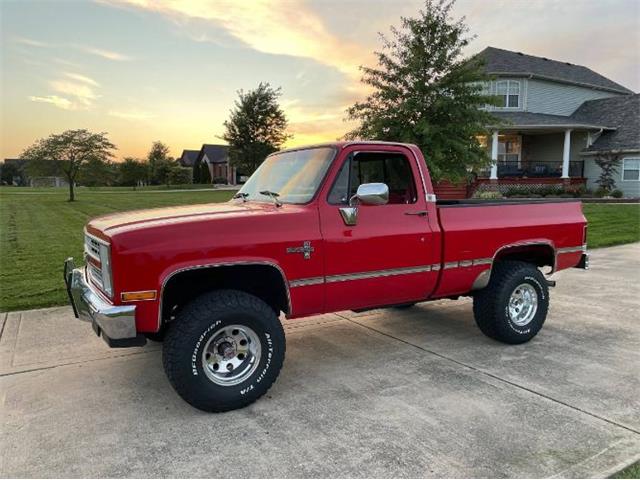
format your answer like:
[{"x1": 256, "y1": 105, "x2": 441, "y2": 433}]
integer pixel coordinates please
[
  {"x1": 85, "y1": 231, "x2": 113, "y2": 297},
  {"x1": 99, "y1": 242, "x2": 113, "y2": 296}
]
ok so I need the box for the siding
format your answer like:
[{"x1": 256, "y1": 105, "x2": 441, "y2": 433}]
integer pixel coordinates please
[
  {"x1": 523, "y1": 131, "x2": 588, "y2": 163},
  {"x1": 526, "y1": 79, "x2": 619, "y2": 116},
  {"x1": 584, "y1": 154, "x2": 640, "y2": 198}
]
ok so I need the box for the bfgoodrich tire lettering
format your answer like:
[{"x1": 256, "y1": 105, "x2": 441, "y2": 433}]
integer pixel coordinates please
[
  {"x1": 162, "y1": 289, "x2": 285, "y2": 412},
  {"x1": 473, "y1": 261, "x2": 549, "y2": 344}
]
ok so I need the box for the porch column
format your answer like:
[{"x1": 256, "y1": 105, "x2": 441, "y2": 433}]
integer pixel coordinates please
[
  {"x1": 490, "y1": 131, "x2": 499, "y2": 180},
  {"x1": 562, "y1": 129, "x2": 572, "y2": 179}
]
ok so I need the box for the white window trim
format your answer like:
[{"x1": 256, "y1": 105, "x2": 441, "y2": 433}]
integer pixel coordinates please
[
  {"x1": 494, "y1": 79, "x2": 521, "y2": 110},
  {"x1": 621, "y1": 157, "x2": 640, "y2": 182}
]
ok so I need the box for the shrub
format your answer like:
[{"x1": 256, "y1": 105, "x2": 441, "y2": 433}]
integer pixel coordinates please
[
  {"x1": 212, "y1": 177, "x2": 228, "y2": 185},
  {"x1": 610, "y1": 189, "x2": 624, "y2": 198},
  {"x1": 595, "y1": 188, "x2": 609, "y2": 198},
  {"x1": 473, "y1": 190, "x2": 503, "y2": 200}
]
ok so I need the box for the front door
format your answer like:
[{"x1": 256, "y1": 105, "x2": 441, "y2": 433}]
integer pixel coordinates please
[{"x1": 318, "y1": 146, "x2": 438, "y2": 312}]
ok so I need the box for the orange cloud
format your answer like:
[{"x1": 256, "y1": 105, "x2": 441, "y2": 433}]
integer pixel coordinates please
[{"x1": 102, "y1": 0, "x2": 371, "y2": 78}]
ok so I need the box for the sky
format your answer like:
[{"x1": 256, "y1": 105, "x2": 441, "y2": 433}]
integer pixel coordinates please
[{"x1": 1, "y1": 0, "x2": 639, "y2": 161}]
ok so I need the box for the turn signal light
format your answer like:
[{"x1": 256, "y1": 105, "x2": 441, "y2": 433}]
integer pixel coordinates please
[{"x1": 121, "y1": 290, "x2": 157, "y2": 302}]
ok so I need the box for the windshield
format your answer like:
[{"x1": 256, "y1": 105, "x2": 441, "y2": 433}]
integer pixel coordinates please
[{"x1": 236, "y1": 147, "x2": 335, "y2": 204}]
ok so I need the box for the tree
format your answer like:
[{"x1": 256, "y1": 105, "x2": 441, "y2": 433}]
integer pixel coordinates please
[
  {"x1": 594, "y1": 153, "x2": 621, "y2": 193},
  {"x1": 193, "y1": 161, "x2": 211, "y2": 184},
  {"x1": 118, "y1": 158, "x2": 149, "y2": 188},
  {"x1": 221, "y1": 82, "x2": 291, "y2": 176},
  {"x1": 0, "y1": 162, "x2": 20, "y2": 185},
  {"x1": 345, "y1": 0, "x2": 498, "y2": 182},
  {"x1": 147, "y1": 141, "x2": 171, "y2": 185},
  {"x1": 77, "y1": 157, "x2": 117, "y2": 187},
  {"x1": 21, "y1": 129, "x2": 115, "y2": 201},
  {"x1": 167, "y1": 165, "x2": 193, "y2": 185}
]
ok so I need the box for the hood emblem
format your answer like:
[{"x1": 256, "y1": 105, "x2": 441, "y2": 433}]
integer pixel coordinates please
[{"x1": 286, "y1": 241, "x2": 314, "y2": 260}]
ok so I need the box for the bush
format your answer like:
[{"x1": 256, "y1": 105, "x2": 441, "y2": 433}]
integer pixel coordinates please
[
  {"x1": 473, "y1": 190, "x2": 503, "y2": 200},
  {"x1": 212, "y1": 177, "x2": 228, "y2": 184},
  {"x1": 595, "y1": 188, "x2": 609, "y2": 198},
  {"x1": 610, "y1": 189, "x2": 624, "y2": 198},
  {"x1": 167, "y1": 166, "x2": 193, "y2": 185}
]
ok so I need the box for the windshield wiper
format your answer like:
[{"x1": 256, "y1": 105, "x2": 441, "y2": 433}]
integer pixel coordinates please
[
  {"x1": 259, "y1": 190, "x2": 282, "y2": 207},
  {"x1": 233, "y1": 192, "x2": 249, "y2": 202}
]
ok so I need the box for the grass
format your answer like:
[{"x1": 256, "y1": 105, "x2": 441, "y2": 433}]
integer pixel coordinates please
[
  {"x1": 582, "y1": 204, "x2": 640, "y2": 248},
  {"x1": 612, "y1": 461, "x2": 640, "y2": 479},
  {"x1": 0, "y1": 190, "x2": 638, "y2": 312},
  {"x1": 0, "y1": 188, "x2": 236, "y2": 312}
]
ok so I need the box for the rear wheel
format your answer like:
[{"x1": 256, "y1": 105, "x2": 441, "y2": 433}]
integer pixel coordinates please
[
  {"x1": 162, "y1": 289, "x2": 285, "y2": 412},
  {"x1": 473, "y1": 261, "x2": 549, "y2": 344}
]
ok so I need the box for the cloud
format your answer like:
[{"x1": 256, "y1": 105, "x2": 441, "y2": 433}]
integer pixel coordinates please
[
  {"x1": 50, "y1": 79, "x2": 99, "y2": 108},
  {"x1": 13, "y1": 36, "x2": 48, "y2": 48},
  {"x1": 11, "y1": 35, "x2": 132, "y2": 62},
  {"x1": 74, "y1": 45, "x2": 132, "y2": 61},
  {"x1": 28, "y1": 95, "x2": 74, "y2": 110},
  {"x1": 108, "y1": 109, "x2": 155, "y2": 120},
  {"x1": 102, "y1": 0, "x2": 370, "y2": 77},
  {"x1": 63, "y1": 72, "x2": 100, "y2": 86}
]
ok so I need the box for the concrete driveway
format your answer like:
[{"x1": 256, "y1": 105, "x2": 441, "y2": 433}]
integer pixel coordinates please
[{"x1": 1, "y1": 243, "x2": 639, "y2": 478}]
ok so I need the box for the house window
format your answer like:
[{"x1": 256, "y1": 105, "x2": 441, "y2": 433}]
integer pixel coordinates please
[
  {"x1": 495, "y1": 80, "x2": 520, "y2": 108},
  {"x1": 622, "y1": 158, "x2": 640, "y2": 181},
  {"x1": 498, "y1": 135, "x2": 521, "y2": 164}
]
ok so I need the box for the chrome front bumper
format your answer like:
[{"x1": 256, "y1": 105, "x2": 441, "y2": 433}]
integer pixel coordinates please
[{"x1": 64, "y1": 258, "x2": 144, "y2": 347}]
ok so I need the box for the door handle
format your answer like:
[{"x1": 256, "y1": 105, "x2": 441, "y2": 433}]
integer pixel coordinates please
[{"x1": 405, "y1": 210, "x2": 428, "y2": 216}]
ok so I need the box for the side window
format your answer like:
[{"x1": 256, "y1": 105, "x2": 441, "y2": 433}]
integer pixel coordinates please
[{"x1": 328, "y1": 152, "x2": 418, "y2": 205}]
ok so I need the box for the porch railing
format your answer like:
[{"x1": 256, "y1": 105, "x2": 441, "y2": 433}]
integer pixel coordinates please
[{"x1": 479, "y1": 160, "x2": 585, "y2": 178}]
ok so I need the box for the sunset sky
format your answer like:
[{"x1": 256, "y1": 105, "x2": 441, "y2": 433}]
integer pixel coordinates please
[{"x1": 1, "y1": 0, "x2": 639, "y2": 161}]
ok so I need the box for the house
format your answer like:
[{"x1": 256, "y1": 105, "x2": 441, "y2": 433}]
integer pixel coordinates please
[
  {"x1": 193, "y1": 144, "x2": 240, "y2": 185},
  {"x1": 469, "y1": 47, "x2": 638, "y2": 198},
  {"x1": 178, "y1": 149, "x2": 199, "y2": 168}
]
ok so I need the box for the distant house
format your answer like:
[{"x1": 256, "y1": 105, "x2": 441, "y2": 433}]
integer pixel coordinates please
[
  {"x1": 469, "y1": 47, "x2": 638, "y2": 198},
  {"x1": 178, "y1": 149, "x2": 200, "y2": 168},
  {"x1": 192, "y1": 144, "x2": 243, "y2": 185}
]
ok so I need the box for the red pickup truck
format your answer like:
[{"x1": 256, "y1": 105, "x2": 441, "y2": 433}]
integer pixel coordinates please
[{"x1": 64, "y1": 141, "x2": 588, "y2": 412}]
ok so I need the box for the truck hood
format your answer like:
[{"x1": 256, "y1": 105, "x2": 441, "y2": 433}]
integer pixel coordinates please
[{"x1": 88, "y1": 201, "x2": 263, "y2": 236}]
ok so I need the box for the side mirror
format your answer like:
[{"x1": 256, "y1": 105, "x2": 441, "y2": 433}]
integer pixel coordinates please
[
  {"x1": 340, "y1": 183, "x2": 389, "y2": 226},
  {"x1": 351, "y1": 182, "x2": 389, "y2": 206}
]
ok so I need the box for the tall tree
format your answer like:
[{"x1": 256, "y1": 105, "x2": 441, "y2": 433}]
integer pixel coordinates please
[
  {"x1": 118, "y1": 158, "x2": 149, "y2": 188},
  {"x1": 222, "y1": 82, "x2": 290, "y2": 175},
  {"x1": 147, "y1": 141, "x2": 172, "y2": 185},
  {"x1": 345, "y1": 0, "x2": 498, "y2": 182},
  {"x1": 21, "y1": 129, "x2": 115, "y2": 201}
]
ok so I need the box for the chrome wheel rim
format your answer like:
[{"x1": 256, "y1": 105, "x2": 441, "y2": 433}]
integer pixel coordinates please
[
  {"x1": 201, "y1": 324, "x2": 261, "y2": 386},
  {"x1": 508, "y1": 283, "x2": 538, "y2": 326}
]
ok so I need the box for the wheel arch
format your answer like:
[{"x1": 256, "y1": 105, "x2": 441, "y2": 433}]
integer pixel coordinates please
[
  {"x1": 472, "y1": 241, "x2": 556, "y2": 291},
  {"x1": 158, "y1": 261, "x2": 291, "y2": 330}
]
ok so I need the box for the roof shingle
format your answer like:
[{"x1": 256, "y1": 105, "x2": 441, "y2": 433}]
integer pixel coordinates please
[{"x1": 478, "y1": 47, "x2": 634, "y2": 94}]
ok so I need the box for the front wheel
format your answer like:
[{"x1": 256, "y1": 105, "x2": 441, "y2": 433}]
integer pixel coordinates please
[
  {"x1": 473, "y1": 261, "x2": 549, "y2": 344},
  {"x1": 162, "y1": 290, "x2": 285, "y2": 412}
]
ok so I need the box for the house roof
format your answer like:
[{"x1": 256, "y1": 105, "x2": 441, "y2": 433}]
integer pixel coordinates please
[
  {"x1": 196, "y1": 144, "x2": 229, "y2": 164},
  {"x1": 178, "y1": 149, "x2": 199, "y2": 167},
  {"x1": 488, "y1": 111, "x2": 613, "y2": 130},
  {"x1": 478, "y1": 47, "x2": 634, "y2": 94},
  {"x1": 572, "y1": 94, "x2": 640, "y2": 153}
]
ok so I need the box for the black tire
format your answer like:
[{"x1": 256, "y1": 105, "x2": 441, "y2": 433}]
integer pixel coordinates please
[
  {"x1": 472, "y1": 260, "x2": 549, "y2": 344},
  {"x1": 162, "y1": 289, "x2": 286, "y2": 412}
]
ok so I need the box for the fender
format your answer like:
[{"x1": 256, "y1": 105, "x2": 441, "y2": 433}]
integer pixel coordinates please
[
  {"x1": 157, "y1": 259, "x2": 292, "y2": 330},
  {"x1": 471, "y1": 240, "x2": 557, "y2": 291}
]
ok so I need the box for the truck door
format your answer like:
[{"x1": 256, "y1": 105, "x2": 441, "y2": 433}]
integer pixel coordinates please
[{"x1": 318, "y1": 145, "x2": 439, "y2": 312}]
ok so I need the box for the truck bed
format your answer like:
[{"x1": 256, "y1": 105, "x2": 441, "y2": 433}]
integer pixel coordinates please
[{"x1": 432, "y1": 199, "x2": 586, "y2": 298}]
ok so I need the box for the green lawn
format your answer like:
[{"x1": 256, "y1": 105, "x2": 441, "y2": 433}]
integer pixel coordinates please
[
  {"x1": 612, "y1": 461, "x2": 640, "y2": 479},
  {"x1": 582, "y1": 204, "x2": 640, "y2": 248},
  {"x1": 0, "y1": 190, "x2": 638, "y2": 312},
  {"x1": 0, "y1": 188, "x2": 236, "y2": 312}
]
